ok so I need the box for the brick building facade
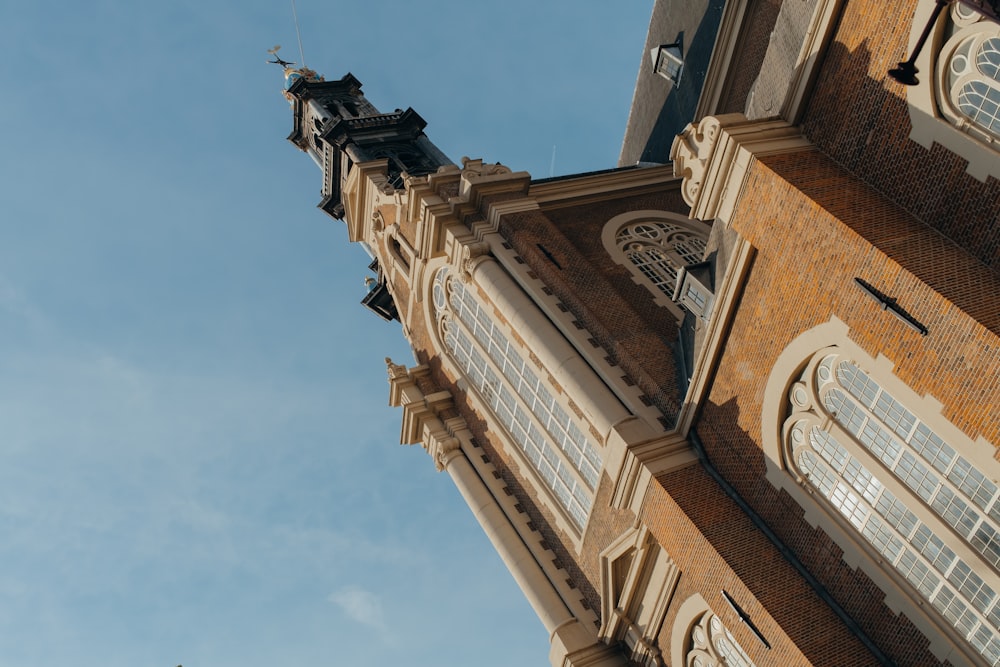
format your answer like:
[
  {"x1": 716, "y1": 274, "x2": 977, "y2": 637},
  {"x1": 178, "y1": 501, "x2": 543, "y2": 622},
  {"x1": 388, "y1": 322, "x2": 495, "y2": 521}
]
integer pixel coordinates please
[{"x1": 282, "y1": 0, "x2": 1000, "y2": 664}]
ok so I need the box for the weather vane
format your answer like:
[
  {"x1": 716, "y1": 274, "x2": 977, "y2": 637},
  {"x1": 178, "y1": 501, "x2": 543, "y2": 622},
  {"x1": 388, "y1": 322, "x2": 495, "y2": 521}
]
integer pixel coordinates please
[{"x1": 267, "y1": 45, "x2": 295, "y2": 68}]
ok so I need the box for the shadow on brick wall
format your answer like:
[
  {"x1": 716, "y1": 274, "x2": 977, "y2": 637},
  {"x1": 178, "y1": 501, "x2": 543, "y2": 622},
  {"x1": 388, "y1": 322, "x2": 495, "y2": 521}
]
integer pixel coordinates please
[
  {"x1": 658, "y1": 395, "x2": 949, "y2": 666},
  {"x1": 801, "y1": 36, "x2": 1000, "y2": 273}
]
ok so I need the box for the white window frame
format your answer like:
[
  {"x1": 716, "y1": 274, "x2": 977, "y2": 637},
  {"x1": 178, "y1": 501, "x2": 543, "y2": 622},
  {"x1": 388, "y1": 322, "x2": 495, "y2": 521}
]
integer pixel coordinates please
[
  {"x1": 601, "y1": 210, "x2": 710, "y2": 321},
  {"x1": 670, "y1": 594, "x2": 758, "y2": 667},
  {"x1": 761, "y1": 321, "x2": 1000, "y2": 665},
  {"x1": 430, "y1": 266, "x2": 603, "y2": 536},
  {"x1": 906, "y1": 0, "x2": 1000, "y2": 181}
]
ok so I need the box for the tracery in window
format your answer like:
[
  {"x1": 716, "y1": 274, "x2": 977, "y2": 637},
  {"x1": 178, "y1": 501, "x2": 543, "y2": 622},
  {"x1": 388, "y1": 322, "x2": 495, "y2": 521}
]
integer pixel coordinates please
[
  {"x1": 906, "y1": 1, "x2": 1000, "y2": 180},
  {"x1": 687, "y1": 612, "x2": 756, "y2": 667},
  {"x1": 785, "y1": 349, "x2": 1000, "y2": 665},
  {"x1": 432, "y1": 268, "x2": 602, "y2": 529},
  {"x1": 603, "y1": 212, "x2": 710, "y2": 319},
  {"x1": 938, "y1": 5, "x2": 1000, "y2": 142},
  {"x1": 618, "y1": 221, "x2": 707, "y2": 294}
]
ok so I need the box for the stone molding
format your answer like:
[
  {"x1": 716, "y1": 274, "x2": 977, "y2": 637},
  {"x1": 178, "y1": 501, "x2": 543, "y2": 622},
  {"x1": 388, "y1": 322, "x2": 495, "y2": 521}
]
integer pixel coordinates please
[
  {"x1": 597, "y1": 523, "x2": 680, "y2": 667},
  {"x1": 670, "y1": 114, "x2": 812, "y2": 224},
  {"x1": 905, "y1": 0, "x2": 1000, "y2": 182}
]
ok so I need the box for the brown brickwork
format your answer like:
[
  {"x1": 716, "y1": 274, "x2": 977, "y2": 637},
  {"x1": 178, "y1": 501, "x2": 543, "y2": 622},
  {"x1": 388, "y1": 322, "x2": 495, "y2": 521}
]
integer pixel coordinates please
[
  {"x1": 641, "y1": 465, "x2": 873, "y2": 666},
  {"x1": 695, "y1": 407, "x2": 948, "y2": 666},
  {"x1": 736, "y1": 151, "x2": 1000, "y2": 444},
  {"x1": 691, "y1": 150, "x2": 1000, "y2": 665},
  {"x1": 800, "y1": 0, "x2": 1000, "y2": 269},
  {"x1": 495, "y1": 188, "x2": 696, "y2": 429}
]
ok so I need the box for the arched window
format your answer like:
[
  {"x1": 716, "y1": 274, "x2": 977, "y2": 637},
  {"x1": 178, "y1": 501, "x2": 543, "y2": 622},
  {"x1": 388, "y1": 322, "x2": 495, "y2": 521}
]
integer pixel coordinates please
[
  {"x1": 784, "y1": 348, "x2": 1000, "y2": 664},
  {"x1": 937, "y1": 5, "x2": 1000, "y2": 142},
  {"x1": 907, "y1": 1, "x2": 1000, "y2": 180},
  {"x1": 602, "y1": 211, "x2": 710, "y2": 320},
  {"x1": 432, "y1": 268, "x2": 602, "y2": 530},
  {"x1": 687, "y1": 612, "x2": 757, "y2": 667}
]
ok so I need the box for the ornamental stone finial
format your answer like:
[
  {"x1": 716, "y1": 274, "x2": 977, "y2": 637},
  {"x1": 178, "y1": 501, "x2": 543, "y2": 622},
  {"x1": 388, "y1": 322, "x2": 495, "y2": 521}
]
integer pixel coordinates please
[{"x1": 385, "y1": 357, "x2": 409, "y2": 380}]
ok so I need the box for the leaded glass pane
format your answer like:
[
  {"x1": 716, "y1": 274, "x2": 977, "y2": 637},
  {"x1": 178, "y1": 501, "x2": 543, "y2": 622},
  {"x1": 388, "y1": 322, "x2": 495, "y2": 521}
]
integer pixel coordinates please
[
  {"x1": 974, "y1": 525, "x2": 1000, "y2": 569},
  {"x1": 434, "y1": 269, "x2": 602, "y2": 529},
  {"x1": 911, "y1": 424, "x2": 955, "y2": 474},
  {"x1": 897, "y1": 548, "x2": 940, "y2": 598},
  {"x1": 932, "y1": 486, "x2": 979, "y2": 538},
  {"x1": 896, "y1": 451, "x2": 939, "y2": 503},
  {"x1": 792, "y1": 352, "x2": 1000, "y2": 664},
  {"x1": 977, "y1": 37, "x2": 1000, "y2": 80},
  {"x1": 959, "y1": 80, "x2": 1000, "y2": 133},
  {"x1": 872, "y1": 391, "x2": 917, "y2": 440},
  {"x1": 876, "y1": 490, "x2": 918, "y2": 537},
  {"x1": 949, "y1": 561, "x2": 997, "y2": 615},
  {"x1": 810, "y1": 427, "x2": 849, "y2": 471},
  {"x1": 617, "y1": 220, "x2": 708, "y2": 300},
  {"x1": 911, "y1": 525, "x2": 956, "y2": 575},
  {"x1": 951, "y1": 458, "x2": 998, "y2": 512}
]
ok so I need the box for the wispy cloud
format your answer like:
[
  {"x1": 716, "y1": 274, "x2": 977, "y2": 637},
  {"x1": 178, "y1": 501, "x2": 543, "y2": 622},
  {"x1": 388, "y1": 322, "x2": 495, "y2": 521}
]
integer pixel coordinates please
[{"x1": 328, "y1": 586, "x2": 389, "y2": 636}]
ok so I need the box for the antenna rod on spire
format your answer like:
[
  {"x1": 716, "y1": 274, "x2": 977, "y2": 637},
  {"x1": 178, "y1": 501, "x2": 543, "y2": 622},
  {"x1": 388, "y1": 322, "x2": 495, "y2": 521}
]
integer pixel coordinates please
[{"x1": 291, "y1": 0, "x2": 306, "y2": 67}]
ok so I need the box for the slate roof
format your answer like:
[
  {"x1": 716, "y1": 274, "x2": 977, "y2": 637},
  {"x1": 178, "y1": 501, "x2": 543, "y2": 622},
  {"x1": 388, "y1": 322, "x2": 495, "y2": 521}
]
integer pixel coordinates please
[{"x1": 618, "y1": 0, "x2": 726, "y2": 166}]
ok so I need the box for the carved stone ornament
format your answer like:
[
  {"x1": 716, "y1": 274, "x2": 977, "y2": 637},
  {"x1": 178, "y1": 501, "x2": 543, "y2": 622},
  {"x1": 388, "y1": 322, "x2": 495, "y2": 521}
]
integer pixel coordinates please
[
  {"x1": 385, "y1": 357, "x2": 409, "y2": 380},
  {"x1": 448, "y1": 237, "x2": 490, "y2": 284},
  {"x1": 429, "y1": 433, "x2": 461, "y2": 472},
  {"x1": 460, "y1": 156, "x2": 512, "y2": 178},
  {"x1": 371, "y1": 209, "x2": 385, "y2": 233},
  {"x1": 670, "y1": 116, "x2": 722, "y2": 210},
  {"x1": 687, "y1": 612, "x2": 756, "y2": 667},
  {"x1": 460, "y1": 239, "x2": 491, "y2": 278}
]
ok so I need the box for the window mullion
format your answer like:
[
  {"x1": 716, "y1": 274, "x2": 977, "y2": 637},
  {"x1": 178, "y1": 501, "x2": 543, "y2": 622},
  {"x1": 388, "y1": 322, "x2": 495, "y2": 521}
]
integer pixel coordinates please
[{"x1": 449, "y1": 294, "x2": 593, "y2": 511}]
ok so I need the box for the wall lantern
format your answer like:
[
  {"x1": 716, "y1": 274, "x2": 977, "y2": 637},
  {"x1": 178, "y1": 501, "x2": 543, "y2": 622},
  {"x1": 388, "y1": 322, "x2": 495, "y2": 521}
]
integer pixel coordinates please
[
  {"x1": 889, "y1": 0, "x2": 999, "y2": 85},
  {"x1": 651, "y1": 42, "x2": 684, "y2": 87}
]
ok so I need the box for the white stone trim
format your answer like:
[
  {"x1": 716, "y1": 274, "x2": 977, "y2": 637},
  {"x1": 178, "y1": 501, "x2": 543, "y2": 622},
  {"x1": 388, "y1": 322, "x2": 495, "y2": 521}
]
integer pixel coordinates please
[
  {"x1": 675, "y1": 236, "x2": 755, "y2": 436},
  {"x1": 761, "y1": 319, "x2": 998, "y2": 665},
  {"x1": 694, "y1": 0, "x2": 753, "y2": 120},
  {"x1": 421, "y1": 254, "x2": 602, "y2": 545},
  {"x1": 598, "y1": 523, "x2": 680, "y2": 667},
  {"x1": 388, "y1": 361, "x2": 605, "y2": 659},
  {"x1": 906, "y1": 0, "x2": 1000, "y2": 181},
  {"x1": 669, "y1": 594, "x2": 760, "y2": 667},
  {"x1": 476, "y1": 219, "x2": 666, "y2": 440},
  {"x1": 600, "y1": 210, "x2": 711, "y2": 322},
  {"x1": 670, "y1": 115, "x2": 812, "y2": 225},
  {"x1": 779, "y1": 0, "x2": 846, "y2": 123}
]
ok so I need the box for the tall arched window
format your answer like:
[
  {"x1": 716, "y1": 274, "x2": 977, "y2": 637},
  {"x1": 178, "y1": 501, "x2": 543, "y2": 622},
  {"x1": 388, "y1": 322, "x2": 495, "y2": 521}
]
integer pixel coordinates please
[
  {"x1": 432, "y1": 268, "x2": 602, "y2": 530},
  {"x1": 784, "y1": 348, "x2": 1000, "y2": 664},
  {"x1": 602, "y1": 211, "x2": 710, "y2": 319}
]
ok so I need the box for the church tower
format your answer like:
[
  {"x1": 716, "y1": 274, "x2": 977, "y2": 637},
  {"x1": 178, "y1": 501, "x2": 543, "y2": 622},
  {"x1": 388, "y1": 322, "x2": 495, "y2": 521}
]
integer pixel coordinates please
[
  {"x1": 284, "y1": 68, "x2": 453, "y2": 321},
  {"x1": 279, "y1": 0, "x2": 1000, "y2": 655}
]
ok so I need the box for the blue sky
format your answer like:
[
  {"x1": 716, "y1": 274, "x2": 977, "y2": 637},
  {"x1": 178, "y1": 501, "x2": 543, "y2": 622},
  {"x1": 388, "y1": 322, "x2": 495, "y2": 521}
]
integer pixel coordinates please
[{"x1": 0, "y1": 2, "x2": 651, "y2": 665}]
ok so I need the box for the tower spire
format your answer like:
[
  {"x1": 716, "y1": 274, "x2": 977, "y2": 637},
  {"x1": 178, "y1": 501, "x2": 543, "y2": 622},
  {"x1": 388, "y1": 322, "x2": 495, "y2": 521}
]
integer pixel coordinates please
[{"x1": 283, "y1": 71, "x2": 452, "y2": 220}]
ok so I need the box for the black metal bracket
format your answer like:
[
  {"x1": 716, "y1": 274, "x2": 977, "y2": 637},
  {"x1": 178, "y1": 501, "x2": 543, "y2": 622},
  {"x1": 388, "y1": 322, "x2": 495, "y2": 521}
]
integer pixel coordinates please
[{"x1": 854, "y1": 277, "x2": 929, "y2": 336}]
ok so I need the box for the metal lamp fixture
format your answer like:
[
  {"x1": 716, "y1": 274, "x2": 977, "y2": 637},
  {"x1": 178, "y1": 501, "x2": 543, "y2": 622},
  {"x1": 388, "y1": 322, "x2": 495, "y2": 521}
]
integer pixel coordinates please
[{"x1": 889, "y1": 0, "x2": 1000, "y2": 85}]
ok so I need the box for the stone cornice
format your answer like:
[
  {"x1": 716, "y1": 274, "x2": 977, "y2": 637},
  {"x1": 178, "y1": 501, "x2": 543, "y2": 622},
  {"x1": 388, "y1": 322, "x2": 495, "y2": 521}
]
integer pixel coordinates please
[{"x1": 529, "y1": 165, "x2": 679, "y2": 209}]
